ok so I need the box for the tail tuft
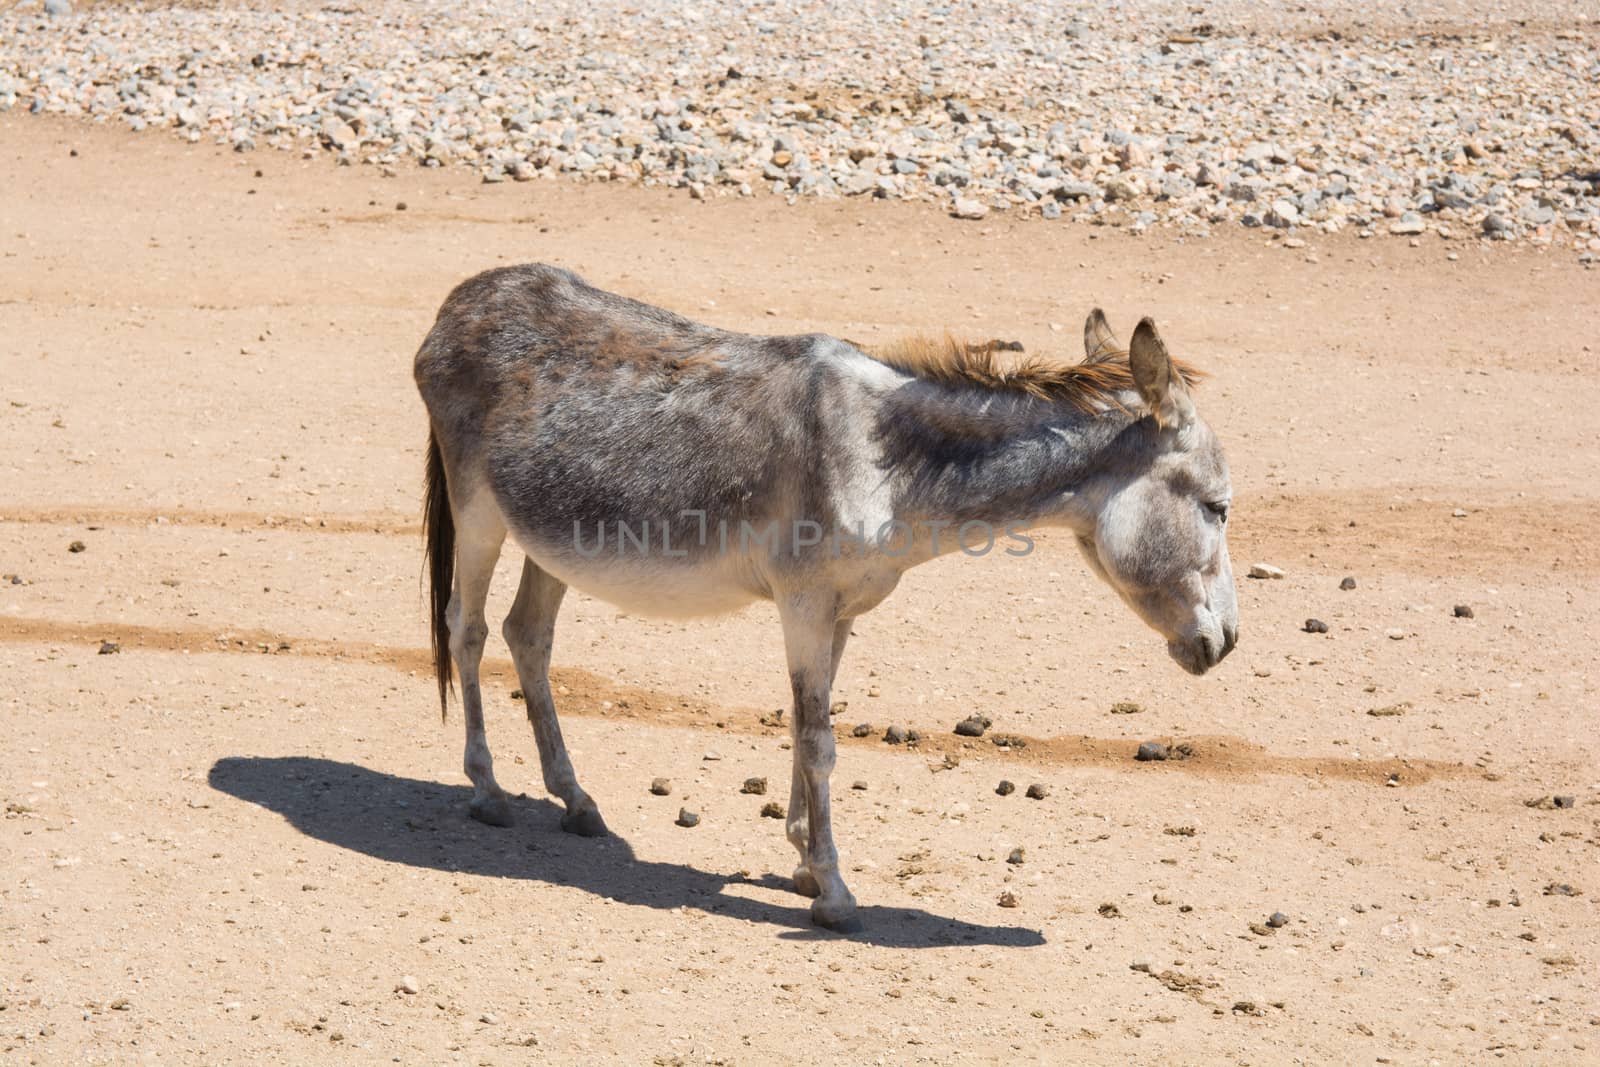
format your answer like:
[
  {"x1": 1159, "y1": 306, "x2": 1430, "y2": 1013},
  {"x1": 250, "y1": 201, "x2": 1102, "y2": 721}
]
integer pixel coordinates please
[{"x1": 423, "y1": 430, "x2": 454, "y2": 719}]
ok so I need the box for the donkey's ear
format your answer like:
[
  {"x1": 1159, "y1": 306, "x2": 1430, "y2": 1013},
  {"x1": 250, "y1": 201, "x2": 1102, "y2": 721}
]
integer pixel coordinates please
[
  {"x1": 1082, "y1": 308, "x2": 1121, "y2": 362},
  {"x1": 1129, "y1": 318, "x2": 1193, "y2": 428}
]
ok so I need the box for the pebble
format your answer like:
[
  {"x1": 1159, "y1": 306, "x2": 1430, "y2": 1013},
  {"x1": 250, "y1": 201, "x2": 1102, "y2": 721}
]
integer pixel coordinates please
[
  {"x1": 1006, "y1": 847, "x2": 1026, "y2": 865},
  {"x1": 1267, "y1": 911, "x2": 1289, "y2": 928},
  {"x1": 1384, "y1": 628, "x2": 1407, "y2": 640},
  {"x1": 649, "y1": 778, "x2": 672, "y2": 796},
  {"x1": 1553, "y1": 795, "x2": 1576, "y2": 809},
  {"x1": 480, "y1": 1013, "x2": 500, "y2": 1025},
  {"x1": 851, "y1": 723, "x2": 873, "y2": 737},
  {"x1": 397, "y1": 976, "x2": 420, "y2": 995},
  {"x1": 851, "y1": 780, "x2": 868, "y2": 790},
  {"x1": 2, "y1": 3, "x2": 1592, "y2": 253},
  {"x1": 1136, "y1": 741, "x2": 1170, "y2": 762},
  {"x1": 68, "y1": 540, "x2": 86, "y2": 553},
  {"x1": 997, "y1": 891, "x2": 1019, "y2": 908},
  {"x1": 1302, "y1": 618, "x2": 1329, "y2": 634},
  {"x1": 883, "y1": 725, "x2": 908, "y2": 745},
  {"x1": 1248, "y1": 563, "x2": 1285, "y2": 580},
  {"x1": 98, "y1": 640, "x2": 120, "y2": 655},
  {"x1": 759, "y1": 801, "x2": 785, "y2": 819},
  {"x1": 951, "y1": 197, "x2": 989, "y2": 220},
  {"x1": 1453, "y1": 604, "x2": 1474, "y2": 618},
  {"x1": 995, "y1": 779, "x2": 1015, "y2": 796},
  {"x1": 1024, "y1": 782, "x2": 1049, "y2": 799},
  {"x1": 1340, "y1": 576, "x2": 1358, "y2": 590},
  {"x1": 953, "y1": 715, "x2": 989, "y2": 737},
  {"x1": 675, "y1": 808, "x2": 700, "y2": 828},
  {"x1": 740, "y1": 777, "x2": 767, "y2": 795}
]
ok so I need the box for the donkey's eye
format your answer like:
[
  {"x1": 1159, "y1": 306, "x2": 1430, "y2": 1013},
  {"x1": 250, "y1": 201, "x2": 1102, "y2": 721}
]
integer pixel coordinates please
[{"x1": 1205, "y1": 501, "x2": 1230, "y2": 522}]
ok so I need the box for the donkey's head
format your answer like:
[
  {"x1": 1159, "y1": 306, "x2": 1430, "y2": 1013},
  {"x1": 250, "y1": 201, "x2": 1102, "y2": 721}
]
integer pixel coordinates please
[{"x1": 1073, "y1": 312, "x2": 1238, "y2": 676}]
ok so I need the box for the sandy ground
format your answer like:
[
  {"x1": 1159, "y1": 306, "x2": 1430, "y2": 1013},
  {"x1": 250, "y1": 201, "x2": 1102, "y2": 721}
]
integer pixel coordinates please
[{"x1": 2, "y1": 114, "x2": 1598, "y2": 1065}]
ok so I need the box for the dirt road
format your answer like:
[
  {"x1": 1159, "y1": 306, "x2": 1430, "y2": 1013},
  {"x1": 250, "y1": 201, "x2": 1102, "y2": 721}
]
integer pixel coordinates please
[{"x1": 2, "y1": 114, "x2": 1597, "y2": 1064}]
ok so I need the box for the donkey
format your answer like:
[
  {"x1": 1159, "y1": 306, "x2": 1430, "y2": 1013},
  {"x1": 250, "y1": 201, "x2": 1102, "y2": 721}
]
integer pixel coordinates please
[{"x1": 414, "y1": 263, "x2": 1237, "y2": 932}]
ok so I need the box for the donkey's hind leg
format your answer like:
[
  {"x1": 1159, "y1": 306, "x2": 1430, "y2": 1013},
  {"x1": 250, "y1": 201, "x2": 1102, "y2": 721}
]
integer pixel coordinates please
[
  {"x1": 450, "y1": 494, "x2": 512, "y2": 826},
  {"x1": 503, "y1": 557, "x2": 607, "y2": 837}
]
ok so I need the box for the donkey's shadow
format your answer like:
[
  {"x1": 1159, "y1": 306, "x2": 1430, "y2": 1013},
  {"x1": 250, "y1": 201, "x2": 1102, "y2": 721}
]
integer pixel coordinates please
[{"x1": 208, "y1": 756, "x2": 1044, "y2": 949}]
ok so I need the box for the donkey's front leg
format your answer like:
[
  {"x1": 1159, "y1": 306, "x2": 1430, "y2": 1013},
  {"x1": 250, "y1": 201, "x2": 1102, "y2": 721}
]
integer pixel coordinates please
[
  {"x1": 779, "y1": 603, "x2": 859, "y2": 932},
  {"x1": 789, "y1": 617, "x2": 852, "y2": 900}
]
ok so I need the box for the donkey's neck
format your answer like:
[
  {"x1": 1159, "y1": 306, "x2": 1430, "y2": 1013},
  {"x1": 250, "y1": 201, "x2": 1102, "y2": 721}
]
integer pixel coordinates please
[{"x1": 875, "y1": 379, "x2": 1135, "y2": 542}]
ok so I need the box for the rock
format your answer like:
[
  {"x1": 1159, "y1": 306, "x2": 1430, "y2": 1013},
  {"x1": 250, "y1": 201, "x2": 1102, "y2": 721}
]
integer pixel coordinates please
[
  {"x1": 1340, "y1": 576, "x2": 1357, "y2": 590},
  {"x1": 1303, "y1": 618, "x2": 1329, "y2": 634},
  {"x1": 953, "y1": 716, "x2": 988, "y2": 737},
  {"x1": 68, "y1": 540, "x2": 86, "y2": 553},
  {"x1": 997, "y1": 891, "x2": 1019, "y2": 908},
  {"x1": 1453, "y1": 604, "x2": 1474, "y2": 618},
  {"x1": 1024, "y1": 782, "x2": 1049, "y2": 799},
  {"x1": 1248, "y1": 563, "x2": 1284, "y2": 579},
  {"x1": 951, "y1": 197, "x2": 989, "y2": 220},
  {"x1": 1267, "y1": 911, "x2": 1289, "y2": 928},
  {"x1": 1006, "y1": 847, "x2": 1026, "y2": 865},
  {"x1": 740, "y1": 777, "x2": 767, "y2": 795},
  {"x1": 1109, "y1": 701, "x2": 1143, "y2": 715},
  {"x1": 397, "y1": 976, "x2": 420, "y2": 995},
  {"x1": 995, "y1": 779, "x2": 1015, "y2": 796},
  {"x1": 1384, "y1": 628, "x2": 1407, "y2": 640},
  {"x1": 44, "y1": 0, "x2": 71, "y2": 16},
  {"x1": 1553, "y1": 795, "x2": 1576, "y2": 809},
  {"x1": 1266, "y1": 199, "x2": 1300, "y2": 228},
  {"x1": 1389, "y1": 215, "x2": 1425, "y2": 235},
  {"x1": 759, "y1": 801, "x2": 785, "y2": 819},
  {"x1": 851, "y1": 780, "x2": 868, "y2": 790},
  {"x1": 883, "y1": 725, "x2": 908, "y2": 745},
  {"x1": 851, "y1": 723, "x2": 873, "y2": 737},
  {"x1": 675, "y1": 808, "x2": 700, "y2": 828},
  {"x1": 649, "y1": 778, "x2": 672, "y2": 796},
  {"x1": 1482, "y1": 213, "x2": 1514, "y2": 237},
  {"x1": 1103, "y1": 177, "x2": 1138, "y2": 202},
  {"x1": 1136, "y1": 741, "x2": 1170, "y2": 762},
  {"x1": 480, "y1": 1013, "x2": 500, "y2": 1024},
  {"x1": 98, "y1": 641, "x2": 120, "y2": 655}
]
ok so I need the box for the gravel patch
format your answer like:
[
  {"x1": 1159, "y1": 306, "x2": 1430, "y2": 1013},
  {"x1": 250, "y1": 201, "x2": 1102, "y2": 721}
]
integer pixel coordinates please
[{"x1": 2, "y1": 0, "x2": 1595, "y2": 252}]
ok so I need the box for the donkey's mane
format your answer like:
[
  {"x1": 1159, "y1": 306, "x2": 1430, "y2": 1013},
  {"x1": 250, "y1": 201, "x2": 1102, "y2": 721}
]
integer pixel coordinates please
[{"x1": 862, "y1": 334, "x2": 1202, "y2": 410}]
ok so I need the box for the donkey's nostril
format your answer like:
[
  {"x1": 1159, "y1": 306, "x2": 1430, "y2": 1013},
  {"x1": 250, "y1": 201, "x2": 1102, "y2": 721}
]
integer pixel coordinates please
[{"x1": 1221, "y1": 624, "x2": 1238, "y2": 658}]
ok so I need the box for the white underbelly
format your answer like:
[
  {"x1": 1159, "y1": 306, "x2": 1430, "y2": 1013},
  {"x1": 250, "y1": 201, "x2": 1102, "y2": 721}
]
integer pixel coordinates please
[{"x1": 516, "y1": 536, "x2": 768, "y2": 618}]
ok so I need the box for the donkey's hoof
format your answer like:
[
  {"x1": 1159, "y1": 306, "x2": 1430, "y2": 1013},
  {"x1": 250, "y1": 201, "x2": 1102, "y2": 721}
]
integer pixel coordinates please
[
  {"x1": 792, "y1": 867, "x2": 822, "y2": 898},
  {"x1": 560, "y1": 806, "x2": 608, "y2": 837},
  {"x1": 810, "y1": 898, "x2": 863, "y2": 934},
  {"x1": 468, "y1": 795, "x2": 515, "y2": 828}
]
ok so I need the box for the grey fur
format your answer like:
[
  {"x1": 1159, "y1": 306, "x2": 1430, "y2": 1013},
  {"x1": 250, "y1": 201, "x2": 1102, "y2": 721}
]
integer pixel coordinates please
[{"x1": 415, "y1": 263, "x2": 1239, "y2": 931}]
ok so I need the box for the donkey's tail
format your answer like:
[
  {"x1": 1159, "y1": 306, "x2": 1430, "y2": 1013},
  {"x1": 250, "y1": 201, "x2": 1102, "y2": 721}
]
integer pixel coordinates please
[{"x1": 423, "y1": 429, "x2": 455, "y2": 719}]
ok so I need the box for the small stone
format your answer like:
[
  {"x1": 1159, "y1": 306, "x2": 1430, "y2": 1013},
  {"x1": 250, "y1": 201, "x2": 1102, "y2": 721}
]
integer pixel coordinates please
[
  {"x1": 1453, "y1": 604, "x2": 1474, "y2": 618},
  {"x1": 759, "y1": 801, "x2": 785, "y2": 819},
  {"x1": 883, "y1": 725, "x2": 908, "y2": 745},
  {"x1": 1006, "y1": 847, "x2": 1026, "y2": 865},
  {"x1": 1098, "y1": 902, "x2": 1121, "y2": 917},
  {"x1": 998, "y1": 891, "x2": 1019, "y2": 908},
  {"x1": 1339, "y1": 576, "x2": 1357, "y2": 590},
  {"x1": 1385, "y1": 628, "x2": 1407, "y2": 640},
  {"x1": 68, "y1": 540, "x2": 86, "y2": 553},
  {"x1": 44, "y1": 0, "x2": 72, "y2": 15},
  {"x1": 1267, "y1": 911, "x2": 1289, "y2": 928},
  {"x1": 953, "y1": 717, "x2": 987, "y2": 737},
  {"x1": 395, "y1": 202, "x2": 407, "y2": 212},
  {"x1": 995, "y1": 780, "x2": 1015, "y2": 796},
  {"x1": 1248, "y1": 563, "x2": 1284, "y2": 579},
  {"x1": 1389, "y1": 216, "x2": 1425, "y2": 235},
  {"x1": 397, "y1": 976, "x2": 420, "y2": 995},
  {"x1": 702, "y1": 751, "x2": 722, "y2": 761},
  {"x1": 740, "y1": 777, "x2": 767, "y2": 795},
  {"x1": 1024, "y1": 782, "x2": 1049, "y2": 799},
  {"x1": 851, "y1": 780, "x2": 868, "y2": 791},
  {"x1": 1553, "y1": 795, "x2": 1575, "y2": 809},
  {"x1": 480, "y1": 1013, "x2": 500, "y2": 1025},
  {"x1": 1130, "y1": 959, "x2": 1153, "y2": 973},
  {"x1": 1367, "y1": 704, "x2": 1407, "y2": 717},
  {"x1": 675, "y1": 808, "x2": 699, "y2": 828},
  {"x1": 649, "y1": 778, "x2": 672, "y2": 796},
  {"x1": 1136, "y1": 742, "x2": 1170, "y2": 762},
  {"x1": 1303, "y1": 618, "x2": 1329, "y2": 634},
  {"x1": 952, "y1": 197, "x2": 989, "y2": 220},
  {"x1": 1109, "y1": 701, "x2": 1143, "y2": 715},
  {"x1": 851, "y1": 723, "x2": 873, "y2": 737},
  {"x1": 1543, "y1": 883, "x2": 1580, "y2": 897},
  {"x1": 1451, "y1": 507, "x2": 1468, "y2": 518},
  {"x1": 98, "y1": 641, "x2": 120, "y2": 655}
]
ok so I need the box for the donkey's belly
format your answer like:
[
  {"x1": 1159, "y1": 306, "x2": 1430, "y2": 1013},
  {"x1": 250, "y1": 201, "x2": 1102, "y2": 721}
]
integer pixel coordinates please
[{"x1": 513, "y1": 533, "x2": 768, "y2": 618}]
